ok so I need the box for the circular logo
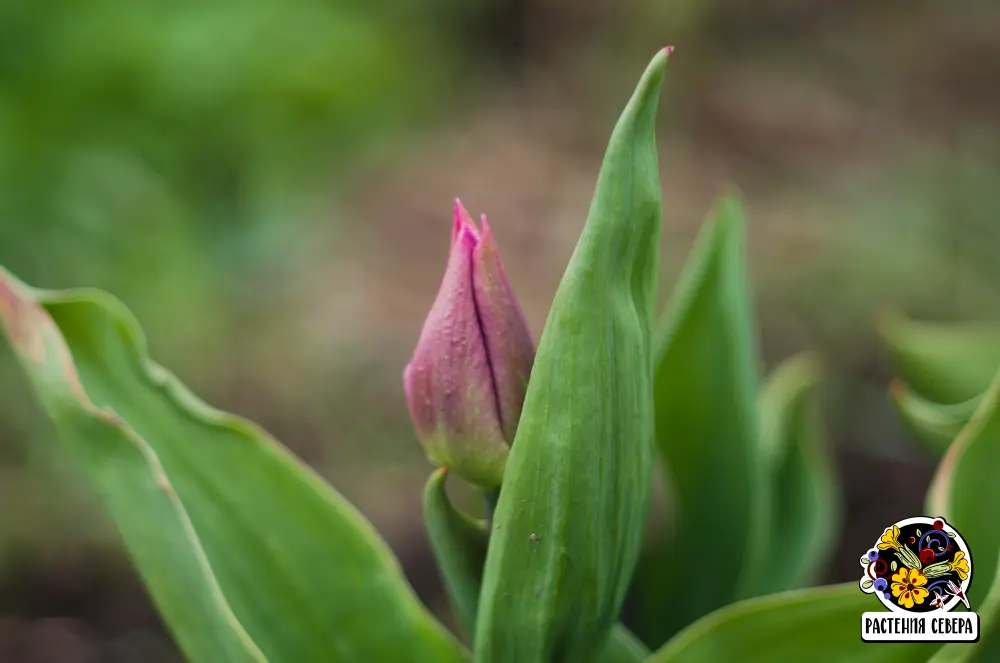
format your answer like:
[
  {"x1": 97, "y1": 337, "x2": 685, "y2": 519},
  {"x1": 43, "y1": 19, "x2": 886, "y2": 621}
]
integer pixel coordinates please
[{"x1": 859, "y1": 516, "x2": 973, "y2": 613}]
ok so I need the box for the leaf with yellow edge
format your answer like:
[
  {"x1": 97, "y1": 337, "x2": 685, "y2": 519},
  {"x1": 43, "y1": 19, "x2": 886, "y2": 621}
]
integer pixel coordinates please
[
  {"x1": 646, "y1": 584, "x2": 938, "y2": 663},
  {"x1": 890, "y1": 381, "x2": 982, "y2": 458},
  {"x1": 878, "y1": 311, "x2": 1000, "y2": 404},
  {"x1": 926, "y1": 367, "x2": 1000, "y2": 662},
  {"x1": 0, "y1": 266, "x2": 469, "y2": 663}
]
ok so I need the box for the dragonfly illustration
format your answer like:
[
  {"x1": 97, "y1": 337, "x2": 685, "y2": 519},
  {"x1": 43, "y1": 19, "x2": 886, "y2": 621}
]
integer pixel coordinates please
[
  {"x1": 946, "y1": 580, "x2": 971, "y2": 610},
  {"x1": 929, "y1": 590, "x2": 947, "y2": 611}
]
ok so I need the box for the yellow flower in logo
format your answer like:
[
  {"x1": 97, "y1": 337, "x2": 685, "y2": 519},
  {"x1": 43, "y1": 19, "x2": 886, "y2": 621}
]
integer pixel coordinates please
[
  {"x1": 878, "y1": 525, "x2": 902, "y2": 551},
  {"x1": 950, "y1": 552, "x2": 970, "y2": 581},
  {"x1": 891, "y1": 567, "x2": 929, "y2": 609}
]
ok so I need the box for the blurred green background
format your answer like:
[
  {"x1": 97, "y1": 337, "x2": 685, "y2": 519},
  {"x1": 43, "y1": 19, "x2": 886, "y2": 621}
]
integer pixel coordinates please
[{"x1": 1, "y1": 0, "x2": 999, "y2": 660}]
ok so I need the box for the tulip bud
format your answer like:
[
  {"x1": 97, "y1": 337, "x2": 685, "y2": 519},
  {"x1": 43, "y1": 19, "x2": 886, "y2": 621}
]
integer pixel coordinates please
[{"x1": 403, "y1": 200, "x2": 534, "y2": 488}]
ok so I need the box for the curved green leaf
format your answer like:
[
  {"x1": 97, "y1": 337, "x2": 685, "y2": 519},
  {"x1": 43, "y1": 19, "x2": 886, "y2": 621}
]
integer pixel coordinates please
[
  {"x1": 753, "y1": 353, "x2": 839, "y2": 594},
  {"x1": 926, "y1": 367, "x2": 1000, "y2": 662},
  {"x1": 646, "y1": 195, "x2": 766, "y2": 643},
  {"x1": 474, "y1": 48, "x2": 670, "y2": 663},
  {"x1": 0, "y1": 273, "x2": 266, "y2": 663},
  {"x1": 878, "y1": 311, "x2": 1000, "y2": 404},
  {"x1": 0, "y1": 266, "x2": 469, "y2": 663},
  {"x1": 423, "y1": 467, "x2": 490, "y2": 643},
  {"x1": 423, "y1": 469, "x2": 650, "y2": 662},
  {"x1": 646, "y1": 584, "x2": 938, "y2": 662},
  {"x1": 604, "y1": 626, "x2": 651, "y2": 662},
  {"x1": 890, "y1": 381, "x2": 982, "y2": 458}
]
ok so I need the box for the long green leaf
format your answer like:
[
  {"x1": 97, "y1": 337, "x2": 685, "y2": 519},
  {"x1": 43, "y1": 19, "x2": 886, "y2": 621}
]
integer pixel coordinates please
[
  {"x1": 753, "y1": 353, "x2": 839, "y2": 594},
  {"x1": 474, "y1": 48, "x2": 669, "y2": 663},
  {"x1": 645, "y1": 196, "x2": 766, "y2": 643},
  {"x1": 0, "y1": 273, "x2": 266, "y2": 663},
  {"x1": 423, "y1": 469, "x2": 651, "y2": 662},
  {"x1": 878, "y1": 311, "x2": 1000, "y2": 404},
  {"x1": 645, "y1": 584, "x2": 938, "y2": 663},
  {"x1": 0, "y1": 266, "x2": 469, "y2": 663},
  {"x1": 890, "y1": 380, "x2": 982, "y2": 458},
  {"x1": 926, "y1": 366, "x2": 1000, "y2": 662},
  {"x1": 926, "y1": 367, "x2": 1000, "y2": 607}
]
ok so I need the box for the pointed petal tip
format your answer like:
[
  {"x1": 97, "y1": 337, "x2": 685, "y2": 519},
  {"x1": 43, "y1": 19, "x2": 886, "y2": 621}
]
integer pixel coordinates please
[
  {"x1": 452, "y1": 198, "x2": 480, "y2": 244},
  {"x1": 454, "y1": 219, "x2": 481, "y2": 251},
  {"x1": 664, "y1": 45, "x2": 675, "y2": 56},
  {"x1": 474, "y1": 214, "x2": 501, "y2": 260},
  {"x1": 451, "y1": 200, "x2": 465, "y2": 245}
]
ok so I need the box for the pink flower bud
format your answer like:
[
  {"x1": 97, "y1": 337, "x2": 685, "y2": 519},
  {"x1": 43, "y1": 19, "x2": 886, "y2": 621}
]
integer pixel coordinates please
[{"x1": 403, "y1": 200, "x2": 534, "y2": 488}]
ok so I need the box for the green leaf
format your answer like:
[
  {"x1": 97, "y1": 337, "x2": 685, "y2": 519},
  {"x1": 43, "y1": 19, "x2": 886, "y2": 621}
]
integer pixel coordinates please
[
  {"x1": 889, "y1": 380, "x2": 981, "y2": 458},
  {"x1": 0, "y1": 267, "x2": 469, "y2": 663},
  {"x1": 926, "y1": 368, "x2": 1000, "y2": 607},
  {"x1": 926, "y1": 367, "x2": 1000, "y2": 662},
  {"x1": 423, "y1": 469, "x2": 650, "y2": 662},
  {"x1": 474, "y1": 48, "x2": 670, "y2": 663},
  {"x1": 643, "y1": 195, "x2": 766, "y2": 643},
  {"x1": 645, "y1": 584, "x2": 939, "y2": 663},
  {"x1": 0, "y1": 274, "x2": 266, "y2": 663},
  {"x1": 422, "y1": 468, "x2": 490, "y2": 643},
  {"x1": 603, "y1": 626, "x2": 651, "y2": 663},
  {"x1": 753, "y1": 353, "x2": 839, "y2": 594},
  {"x1": 877, "y1": 311, "x2": 1000, "y2": 404}
]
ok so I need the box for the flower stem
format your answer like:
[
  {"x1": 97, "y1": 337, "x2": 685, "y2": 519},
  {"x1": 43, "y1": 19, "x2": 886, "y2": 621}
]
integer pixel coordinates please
[{"x1": 483, "y1": 488, "x2": 501, "y2": 528}]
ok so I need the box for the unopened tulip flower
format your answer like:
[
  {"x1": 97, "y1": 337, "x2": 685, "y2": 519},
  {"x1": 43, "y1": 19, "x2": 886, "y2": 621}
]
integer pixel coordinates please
[{"x1": 403, "y1": 200, "x2": 535, "y2": 488}]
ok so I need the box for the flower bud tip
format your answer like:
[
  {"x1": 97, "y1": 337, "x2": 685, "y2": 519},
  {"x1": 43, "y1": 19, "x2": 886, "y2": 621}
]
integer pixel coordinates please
[
  {"x1": 404, "y1": 201, "x2": 535, "y2": 488},
  {"x1": 453, "y1": 198, "x2": 479, "y2": 245}
]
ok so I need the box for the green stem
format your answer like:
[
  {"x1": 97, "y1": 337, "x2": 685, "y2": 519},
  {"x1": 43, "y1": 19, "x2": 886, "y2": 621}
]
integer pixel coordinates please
[{"x1": 482, "y1": 489, "x2": 501, "y2": 528}]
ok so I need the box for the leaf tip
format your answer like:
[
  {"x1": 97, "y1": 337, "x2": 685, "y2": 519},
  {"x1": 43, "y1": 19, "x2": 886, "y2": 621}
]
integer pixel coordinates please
[
  {"x1": 424, "y1": 466, "x2": 449, "y2": 498},
  {"x1": 717, "y1": 186, "x2": 747, "y2": 213},
  {"x1": 889, "y1": 379, "x2": 909, "y2": 399},
  {"x1": 647, "y1": 46, "x2": 670, "y2": 71},
  {"x1": 874, "y1": 306, "x2": 906, "y2": 339},
  {"x1": 625, "y1": 46, "x2": 672, "y2": 118},
  {"x1": 793, "y1": 350, "x2": 826, "y2": 383},
  {"x1": 0, "y1": 270, "x2": 48, "y2": 366},
  {"x1": 0, "y1": 279, "x2": 17, "y2": 329}
]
